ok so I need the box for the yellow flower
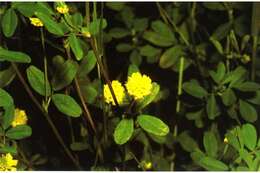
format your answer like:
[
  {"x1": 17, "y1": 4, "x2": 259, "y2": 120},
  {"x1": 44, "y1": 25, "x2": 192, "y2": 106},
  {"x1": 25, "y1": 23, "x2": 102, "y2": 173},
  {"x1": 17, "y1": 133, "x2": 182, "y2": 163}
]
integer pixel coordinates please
[
  {"x1": 104, "y1": 80, "x2": 126, "y2": 106},
  {"x1": 125, "y1": 72, "x2": 153, "y2": 100},
  {"x1": 0, "y1": 153, "x2": 18, "y2": 171},
  {"x1": 144, "y1": 161, "x2": 152, "y2": 170},
  {"x1": 12, "y1": 108, "x2": 28, "y2": 127},
  {"x1": 56, "y1": 5, "x2": 69, "y2": 14},
  {"x1": 29, "y1": 17, "x2": 43, "y2": 27},
  {"x1": 224, "y1": 137, "x2": 228, "y2": 144}
]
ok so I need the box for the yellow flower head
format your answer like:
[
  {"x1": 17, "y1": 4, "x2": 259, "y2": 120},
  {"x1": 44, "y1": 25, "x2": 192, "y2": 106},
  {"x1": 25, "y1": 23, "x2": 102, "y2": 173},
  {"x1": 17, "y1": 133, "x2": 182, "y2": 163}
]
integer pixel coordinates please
[
  {"x1": 56, "y1": 5, "x2": 69, "y2": 14},
  {"x1": 224, "y1": 137, "x2": 228, "y2": 144},
  {"x1": 104, "y1": 80, "x2": 126, "y2": 106},
  {"x1": 125, "y1": 72, "x2": 153, "y2": 100},
  {"x1": 29, "y1": 17, "x2": 43, "y2": 27},
  {"x1": 0, "y1": 153, "x2": 18, "y2": 171},
  {"x1": 12, "y1": 108, "x2": 28, "y2": 127},
  {"x1": 144, "y1": 161, "x2": 152, "y2": 170}
]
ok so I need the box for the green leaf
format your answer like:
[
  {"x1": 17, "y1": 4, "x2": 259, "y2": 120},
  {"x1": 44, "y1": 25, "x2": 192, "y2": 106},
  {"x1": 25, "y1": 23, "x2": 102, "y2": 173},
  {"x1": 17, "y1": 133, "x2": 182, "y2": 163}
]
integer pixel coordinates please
[
  {"x1": 51, "y1": 60, "x2": 78, "y2": 91},
  {"x1": 241, "y1": 124, "x2": 257, "y2": 151},
  {"x1": 203, "y1": 2, "x2": 226, "y2": 11},
  {"x1": 159, "y1": 45, "x2": 185, "y2": 69},
  {"x1": 130, "y1": 50, "x2": 142, "y2": 66},
  {"x1": 52, "y1": 94, "x2": 82, "y2": 117},
  {"x1": 222, "y1": 66, "x2": 247, "y2": 86},
  {"x1": 0, "y1": 146, "x2": 17, "y2": 154},
  {"x1": 70, "y1": 142, "x2": 89, "y2": 151},
  {"x1": 89, "y1": 18, "x2": 107, "y2": 36},
  {"x1": 0, "y1": 65, "x2": 16, "y2": 88},
  {"x1": 114, "y1": 118, "x2": 134, "y2": 145},
  {"x1": 203, "y1": 131, "x2": 218, "y2": 158},
  {"x1": 69, "y1": 33, "x2": 84, "y2": 61},
  {"x1": 151, "y1": 20, "x2": 176, "y2": 42},
  {"x1": 221, "y1": 88, "x2": 236, "y2": 106},
  {"x1": 6, "y1": 125, "x2": 32, "y2": 140},
  {"x1": 226, "y1": 132, "x2": 240, "y2": 151},
  {"x1": 0, "y1": 47, "x2": 31, "y2": 63},
  {"x1": 233, "y1": 82, "x2": 260, "y2": 92},
  {"x1": 137, "y1": 114, "x2": 169, "y2": 136},
  {"x1": 3, "y1": 104, "x2": 15, "y2": 130},
  {"x1": 0, "y1": 88, "x2": 13, "y2": 107},
  {"x1": 2, "y1": 8, "x2": 18, "y2": 37},
  {"x1": 247, "y1": 90, "x2": 260, "y2": 105},
  {"x1": 35, "y1": 11, "x2": 64, "y2": 36},
  {"x1": 209, "y1": 62, "x2": 226, "y2": 83},
  {"x1": 71, "y1": 13, "x2": 83, "y2": 27},
  {"x1": 106, "y1": 2, "x2": 125, "y2": 11},
  {"x1": 183, "y1": 81, "x2": 208, "y2": 99},
  {"x1": 239, "y1": 100, "x2": 257, "y2": 122},
  {"x1": 116, "y1": 43, "x2": 133, "y2": 52},
  {"x1": 127, "y1": 63, "x2": 139, "y2": 76},
  {"x1": 80, "y1": 85, "x2": 98, "y2": 104},
  {"x1": 206, "y1": 94, "x2": 220, "y2": 120},
  {"x1": 109, "y1": 27, "x2": 130, "y2": 39},
  {"x1": 139, "y1": 45, "x2": 161, "y2": 57},
  {"x1": 26, "y1": 66, "x2": 51, "y2": 96},
  {"x1": 133, "y1": 18, "x2": 148, "y2": 32},
  {"x1": 186, "y1": 109, "x2": 204, "y2": 120},
  {"x1": 210, "y1": 37, "x2": 224, "y2": 54},
  {"x1": 12, "y1": 2, "x2": 35, "y2": 17},
  {"x1": 78, "y1": 50, "x2": 96, "y2": 77},
  {"x1": 211, "y1": 22, "x2": 232, "y2": 40},
  {"x1": 143, "y1": 31, "x2": 175, "y2": 47},
  {"x1": 199, "y1": 156, "x2": 228, "y2": 171},
  {"x1": 136, "y1": 83, "x2": 160, "y2": 110},
  {"x1": 178, "y1": 131, "x2": 198, "y2": 152}
]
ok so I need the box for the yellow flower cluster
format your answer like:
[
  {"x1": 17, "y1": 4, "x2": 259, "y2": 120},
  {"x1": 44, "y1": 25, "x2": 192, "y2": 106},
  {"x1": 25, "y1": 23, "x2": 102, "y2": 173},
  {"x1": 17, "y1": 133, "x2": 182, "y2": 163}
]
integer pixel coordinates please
[
  {"x1": 144, "y1": 161, "x2": 152, "y2": 170},
  {"x1": 29, "y1": 17, "x2": 43, "y2": 27},
  {"x1": 125, "y1": 72, "x2": 153, "y2": 100},
  {"x1": 12, "y1": 108, "x2": 28, "y2": 127},
  {"x1": 104, "y1": 80, "x2": 126, "y2": 106},
  {"x1": 103, "y1": 72, "x2": 153, "y2": 106},
  {"x1": 56, "y1": 5, "x2": 69, "y2": 14},
  {"x1": 0, "y1": 153, "x2": 18, "y2": 171}
]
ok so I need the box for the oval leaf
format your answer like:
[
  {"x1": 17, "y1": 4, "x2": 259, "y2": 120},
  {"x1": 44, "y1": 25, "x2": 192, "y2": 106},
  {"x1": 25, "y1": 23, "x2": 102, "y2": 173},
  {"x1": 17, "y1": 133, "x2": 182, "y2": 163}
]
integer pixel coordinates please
[
  {"x1": 6, "y1": 125, "x2": 32, "y2": 140},
  {"x1": 69, "y1": 33, "x2": 84, "y2": 61},
  {"x1": 0, "y1": 47, "x2": 31, "y2": 63},
  {"x1": 35, "y1": 11, "x2": 64, "y2": 36},
  {"x1": 183, "y1": 81, "x2": 208, "y2": 99},
  {"x1": 242, "y1": 124, "x2": 257, "y2": 151},
  {"x1": 137, "y1": 114, "x2": 169, "y2": 136},
  {"x1": 114, "y1": 119, "x2": 134, "y2": 145},
  {"x1": 51, "y1": 60, "x2": 78, "y2": 91},
  {"x1": 52, "y1": 94, "x2": 82, "y2": 117},
  {"x1": 26, "y1": 65, "x2": 51, "y2": 96},
  {"x1": 203, "y1": 131, "x2": 218, "y2": 158},
  {"x1": 239, "y1": 100, "x2": 257, "y2": 122},
  {"x1": 159, "y1": 45, "x2": 185, "y2": 69},
  {"x1": 199, "y1": 156, "x2": 228, "y2": 171},
  {"x1": 206, "y1": 94, "x2": 220, "y2": 120},
  {"x1": 2, "y1": 8, "x2": 18, "y2": 37}
]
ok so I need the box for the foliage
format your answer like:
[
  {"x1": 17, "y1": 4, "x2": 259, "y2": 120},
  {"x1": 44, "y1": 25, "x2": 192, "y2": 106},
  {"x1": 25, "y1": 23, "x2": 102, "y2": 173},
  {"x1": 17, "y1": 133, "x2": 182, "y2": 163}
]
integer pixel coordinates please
[{"x1": 0, "y1": 1, "x2": 260, "y2": 171}]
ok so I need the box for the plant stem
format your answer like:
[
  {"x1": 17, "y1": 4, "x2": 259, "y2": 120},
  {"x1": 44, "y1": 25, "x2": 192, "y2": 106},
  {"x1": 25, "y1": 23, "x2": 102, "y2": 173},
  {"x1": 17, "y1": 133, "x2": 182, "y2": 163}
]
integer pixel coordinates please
[
  {"x1": 74, "y1": 78, "x2": 97, "y2": 133},
  {"x1": 11, "y1": 63, "x2": 82, "y2": 170},
  {"x1": 176, "y1": 57, "x2": 185, "y2": 113}
]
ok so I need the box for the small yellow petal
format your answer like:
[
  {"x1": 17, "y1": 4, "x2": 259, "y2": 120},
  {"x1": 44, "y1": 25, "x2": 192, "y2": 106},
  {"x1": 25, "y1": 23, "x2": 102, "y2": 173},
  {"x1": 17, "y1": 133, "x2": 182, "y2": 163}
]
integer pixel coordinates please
[
  {"x1": 29, "y1": 17, "x2": 43, "y2": 27},
  {"x1": 12, "y1": 108, "x2": 28, "y2": 127},
  {"x1": 104, "y1": 80, "x2": 126, "y2": 106}
]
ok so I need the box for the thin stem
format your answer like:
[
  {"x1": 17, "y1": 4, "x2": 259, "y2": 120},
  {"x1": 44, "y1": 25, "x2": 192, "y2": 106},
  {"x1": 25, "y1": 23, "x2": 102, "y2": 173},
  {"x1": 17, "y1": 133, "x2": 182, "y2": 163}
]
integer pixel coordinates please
[
  {"x1": 11, "y1": 63, "x2": 82, "y2": 170},
  {"x1": 176, "y1": 57, "x2": 185, "y2": 113},
  {"x1": 40, "y1": 28, "x2": 49, "y2": 105},
  {"x1": 156, "y1": 2, "x2": 190, "y2": 47},
  {"x1": 74, "y1": 78, "x2": 97, "y2": 133}
]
